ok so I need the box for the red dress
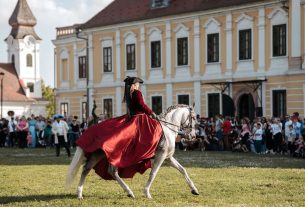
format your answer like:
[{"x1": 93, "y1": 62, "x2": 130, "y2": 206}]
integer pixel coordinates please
[{"x1": 76, "y1": 90, "x2": 162, "y2": 180}]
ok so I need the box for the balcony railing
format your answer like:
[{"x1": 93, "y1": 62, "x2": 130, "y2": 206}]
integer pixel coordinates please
[{"x1": 56, "y1": 24, "x2": 81, "y2": 39}]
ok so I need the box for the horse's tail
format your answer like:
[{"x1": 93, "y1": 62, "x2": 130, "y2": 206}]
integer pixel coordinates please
[{"x1": 66, "y1": 147, "x2": 86, "y2": 189}]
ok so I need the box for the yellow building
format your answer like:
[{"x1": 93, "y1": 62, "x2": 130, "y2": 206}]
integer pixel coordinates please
[{"x1": 53, "y1": 0, "x2": 305, "y2": 120}]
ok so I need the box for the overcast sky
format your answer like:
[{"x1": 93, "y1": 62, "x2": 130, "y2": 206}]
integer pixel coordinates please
[{"x1": 0, "y1": 0, "x2": 113, "y2": 87}]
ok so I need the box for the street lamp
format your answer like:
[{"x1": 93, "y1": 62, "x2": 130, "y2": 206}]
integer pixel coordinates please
[
  {"x1": 75, "y1": 28, "x2": 90, "y2": 119},
  {"x1": 0, "y1": 72, "x2": 5, "y2": 119}
]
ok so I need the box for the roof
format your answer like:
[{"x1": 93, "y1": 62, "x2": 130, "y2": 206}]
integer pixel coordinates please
[
  {"x1": 0, "y1": 63, "x2": 34, "y2": 102},
  {"x1": 81, "y1": 0, "x2": 266, "y2": 29},
  {"x1": 8, "y1": 0, "x2": 41, "y2": 40}
]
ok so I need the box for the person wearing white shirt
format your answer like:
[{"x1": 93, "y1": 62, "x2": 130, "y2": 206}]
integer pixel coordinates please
[
  {"x1": 286, "y1": 124, "x2": 296, "y2": 155},
  {"x1": 271, "y1": 118, "x2": 283, "y2": 153},
  {"x1": 52, "y1": 116, "x2": 70, "y2": 157},
  {"x1": 7, "y1": 117, "x2": 18, "y2": 147},
  {"x1": 254, "y1": 123, "x2": 263, "y2": 153}
]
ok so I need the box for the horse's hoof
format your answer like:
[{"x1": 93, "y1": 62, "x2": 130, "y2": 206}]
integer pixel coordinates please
[
  {"x1": 127, "y1": 193, "x2": 135, "y2": 198},
  {"x1": 78, "y1": 196, "x2": 83, "y2": 200},
  {"x1": 191, "y1": 190, "x2": 199, "y2": 195}
]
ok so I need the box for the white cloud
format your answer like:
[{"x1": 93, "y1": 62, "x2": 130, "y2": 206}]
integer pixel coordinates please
[{"x1": 0, "y1": 0, "x2": 113, "y2": 87}]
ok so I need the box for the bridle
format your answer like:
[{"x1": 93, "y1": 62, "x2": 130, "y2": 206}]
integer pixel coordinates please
[{"x1": 157, "y1": 107, "x2": 195, "y2": 138}]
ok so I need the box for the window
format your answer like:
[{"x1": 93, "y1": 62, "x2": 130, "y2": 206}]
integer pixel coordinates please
[
  {"x1": 273, "y1": 24, "x2": 286, "y2": 57},
  {"x1": 126, "y1": 44, "x2": 136, "y2": 70},
  {"x1": 207, "y1": 33, "x2": 219, "y2": 63},
  {"x1": 103, "y1": 47, "x2": 112, "y2": 72},
  {"x1": 272, "y1": 90, "x2": 286, "y2": 118},
  {"x1": 152, "y1": 96, "x2": 162, "y2": 115},
  {"x1": 78, "y1": 56, "x2": 87, "y2": 79},
  {"x1": 60, "y1": 103, "x2": 68, "y2": 117},
  {"x1": 82, "y1": 102, "x2": 87, "y2": 120},
  {"x1": 178, "y1": 94, "x2": 189, "y2": 105},
  {"x1": 151, "y1": 0, "x2": 170, "y2": 8},
  {"x1": 177, "y1": 37, "x2": 188, "y2": 66},
  {"x1": 27, "y1": 82, "x2": 34, "y2": 93},
  {"x1": 26, "y1": 54, "x2": 33, "y2": 67},
  {"x1": 208, "y1": 94, "x2": 220, "y2": 118},
  {"x1": 104, "y1": 99, "x2": 113, "y2": 118},
  {"x1": 239, "y1": 29, "x2": 252, "y2": 60},
  {"x1": 151, "y1": 41, "x2": 161, "y2": 68},
  {"x1": 62, "y1": 59, "x2": 68, "y2": 81}
]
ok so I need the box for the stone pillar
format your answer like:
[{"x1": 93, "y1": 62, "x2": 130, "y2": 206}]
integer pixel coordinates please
[
  {"x1": 140, "y1": 26, "x2": 146, "y2": 80},
  {"x1": 194, "y1": 18, "x2": 200, "y2": 77},
  {"x1": 258, "y1": 7, "x2": 265, "y2": 74},
  {"x1": 166, "y1": 21, "x2": 173, "y2": 107},
  {"x1": 115, "y1": 30, "x2": 122, "y2": 116},
  {"x1": 225, "y1": 13, "x2": 233, "y2": 76},
  {"x1": 290, "y1": 0, "x2": 302, "y2": 70}
]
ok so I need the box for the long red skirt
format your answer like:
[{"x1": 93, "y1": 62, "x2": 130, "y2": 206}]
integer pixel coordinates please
[{"x1": 76, "y1": 113, "x2": 162, "y2": 180}]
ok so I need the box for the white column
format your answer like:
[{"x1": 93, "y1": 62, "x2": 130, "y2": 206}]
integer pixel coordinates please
[
  {"x1": 116, "y1": 86, "x2": 122, "y2": 116},
  {"x1": 194, "y1": 18, "x2": 200, "y2": 77},
  {"x1": 225, "y1": 13, "x2": 233, "y2": 76},
  {"x1": 291, "y1": 0, "x2": 301, "y2": 57},
  {"x1": 194, "y1": 81, "x2": 201, "y2": 115},
  {"x1": 73, "y1": 43, "x2": 78, "y2": 88},
  {"x1": 258, "y1": 7, "x2": 265, "y2": 74},
  {"x1": 88, "y1": 34, "x2": 94, "y2": 87},
  {"x1": 140, "y1": 26, "x2": 146, "y2": 80},
  {"x1": 166, "y1": 83, "x2": 173, "y2": 107},
  {"x1": 141, "y1": 84, "x2": 147, "y2": 104},
  {"x1": 116, "y1": 30, "x2": 121, "y2": 81},
  {"x1": 166, "y1": 21, "x2": 172, "y2": 80}
]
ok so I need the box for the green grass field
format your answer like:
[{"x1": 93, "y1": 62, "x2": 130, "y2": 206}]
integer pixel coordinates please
[{"x1": 0, "y1": 148, "x2": 304, "y2": 207}]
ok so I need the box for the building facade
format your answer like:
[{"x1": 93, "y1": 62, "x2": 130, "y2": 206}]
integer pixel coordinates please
[{"x1": 53, "y1": 0, "x2": 305, "y2": 120}]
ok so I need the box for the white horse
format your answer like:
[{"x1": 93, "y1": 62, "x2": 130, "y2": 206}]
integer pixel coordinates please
[{"x1": 66, "y1": 104, "x2": 199, "y2": 199}]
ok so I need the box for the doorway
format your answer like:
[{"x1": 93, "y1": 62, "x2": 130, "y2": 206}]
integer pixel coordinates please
[{"x1": 238, "y1": 93, "x2": 255, "y2": 120}]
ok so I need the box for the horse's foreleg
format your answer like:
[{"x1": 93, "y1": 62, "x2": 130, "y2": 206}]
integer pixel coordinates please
[
  {"x1": 108, "y1": 165, "x2": 135, "y2": 198},
  {"x1": 77, "y1": 150, "x2": 104, "y2": 199},
  {"x1": 169, "y1": 156, "x2": 199, "y2": 195},
  {"x1": 144, "y1": 151, "x2": 167, "y2": 199}
]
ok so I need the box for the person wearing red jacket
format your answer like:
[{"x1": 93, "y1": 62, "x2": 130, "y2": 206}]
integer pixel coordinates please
[{"x1": 76, "y1": 77, "x2": 162, "y2": 180}]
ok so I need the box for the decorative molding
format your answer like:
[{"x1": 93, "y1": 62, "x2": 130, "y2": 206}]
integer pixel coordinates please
[
  {"x1": 235, "y1": 13, "x2": 254, "y2": 23},
  {"x1": 204, "y1": 17, "x2": 221, "y2": 29},
  {"x1": 267, "y1": 7, "x2": 288, "y2": 19}
]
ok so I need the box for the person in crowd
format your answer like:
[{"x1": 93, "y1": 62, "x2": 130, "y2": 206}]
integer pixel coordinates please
[
  {"x1": 36, "y1": 116, "x2": 46, "y2": 146},
  {"x1": 222, "y1": 116, "x2": 232, "y2": 150},
  {"x1": 16, "y1": 116, "x2": 28, "y2": 148},
  {"x1": 240, "y1": 117, "x2": 251, "y2": 152},
  {"x1": 28, "y1": 114, "x2": 37, "y2": 148},
  {"x1": 0, "y1": 118, "x2": 8, "y2": 147},
  {"x1": 52, "y1": 115, "x2": 71, "y2": 157},
  {"x1": 69, "y1": 116, "x2": 80, "y2": 149},
  {"x1": 294, "y1": 135, "x2": 304, "y2": 155},
  {"x1": 292, "y1": 116, "x2": 301, "y2": 139},
  {"x1": 43, "y1": 119, "x2": 53, "y2": 147},
  {"x1": 8, "y1": 115, "x2": 17, "y2": 147},
  {"x1": 215, "y1": 114, "x2": 224, "y2": 150},
  {"x1": 287, "y1": 124, "x2": 296, "y2": 155},
  {"x1": 271, "y1": 118, "x2": 283, "y2": 154},
  {"x1": 253, "y1": 122, "x2": 263, "y2": 154},
  {"x1": 80, "y1": 118, "x2": 88, "y2": 134}
]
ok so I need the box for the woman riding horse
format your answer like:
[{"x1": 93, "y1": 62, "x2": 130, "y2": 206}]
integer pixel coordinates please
[{"x1": 76, "y1": 76, "x2": 162, "y2": 180}]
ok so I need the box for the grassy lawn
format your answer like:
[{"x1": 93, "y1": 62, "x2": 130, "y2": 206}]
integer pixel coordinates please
[{"x1": 0, "y1": 148, "x2": 304, "y2": 207}]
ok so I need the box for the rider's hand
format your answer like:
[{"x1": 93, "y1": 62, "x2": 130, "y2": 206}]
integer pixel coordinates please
[{"x1": 151, "y1": 112, "x2": 157, "y2": 119}]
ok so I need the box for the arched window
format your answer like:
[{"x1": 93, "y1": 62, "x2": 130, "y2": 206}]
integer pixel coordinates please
[{"x1": 26, "y1": 54, "x2": 33, "y2": 67}]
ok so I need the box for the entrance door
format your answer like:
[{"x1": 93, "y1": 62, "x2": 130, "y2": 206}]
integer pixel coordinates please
[
  {"x1": 238, "y1": 94, "x2": 255, "y2": 120},
  {"x1": 222, "y1": 94, "x2": 235, "y2": 118}
]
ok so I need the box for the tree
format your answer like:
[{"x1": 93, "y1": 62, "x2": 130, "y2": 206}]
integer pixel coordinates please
[{"x1": 41, "y1": 80, "x2": 55, "y2": 118}]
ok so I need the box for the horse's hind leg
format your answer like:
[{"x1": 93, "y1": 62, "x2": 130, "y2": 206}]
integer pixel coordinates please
[
  {"x1": 77, "y1": 150, "x2": 105, "y2": 199},
  {"x1": 144, "y1": 150, "x2": 167, "y2": 199},
  {"x1": 108, "y1": 165, "x2": 135, "y2": 198},
  {"x1": 169, "y1": 156, "x2": 199, "y2": 195}
]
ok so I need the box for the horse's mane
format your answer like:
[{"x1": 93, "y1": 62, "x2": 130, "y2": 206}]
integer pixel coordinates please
[{"x1": 158, "y1": 104, "x2": 189, "y2": 119}]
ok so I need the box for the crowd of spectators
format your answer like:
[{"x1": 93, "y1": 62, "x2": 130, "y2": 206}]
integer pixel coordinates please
[
  {"x1": 0, "y1": 112, "x2": 108, "y2": 157},
  {"x1": 178, "y1": 112, "x2": 305, "y2": 158}
]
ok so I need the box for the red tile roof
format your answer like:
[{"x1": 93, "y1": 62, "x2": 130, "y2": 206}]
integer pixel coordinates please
[
  {"x1": 81, "y1": 0, "x2": 266, "y2": 29},
  {"x1": 0, "y1": 63, "x2": 34, "y2": 102}
]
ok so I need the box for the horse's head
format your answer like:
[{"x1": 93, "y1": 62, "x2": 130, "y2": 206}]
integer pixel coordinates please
[{"x1": 180, "y1": 105, "x2": 197, "y2": 140}]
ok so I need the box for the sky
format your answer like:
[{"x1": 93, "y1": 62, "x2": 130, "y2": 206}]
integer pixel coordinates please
[{"x1": 0, "y1": 0, "x2": 113, "y2": 87}]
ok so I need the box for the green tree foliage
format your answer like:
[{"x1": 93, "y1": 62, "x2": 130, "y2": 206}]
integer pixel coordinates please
[{"x1": 41, "y1": 80, "x2": 55, "y2": 118}]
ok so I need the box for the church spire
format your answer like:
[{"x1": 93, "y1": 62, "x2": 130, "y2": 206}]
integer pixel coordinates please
[{"x1": 8, "y1": 0, "x2": 41, "y2": 40}]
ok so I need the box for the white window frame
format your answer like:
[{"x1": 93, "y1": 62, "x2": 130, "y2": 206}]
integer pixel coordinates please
[
  {"x1": 151, "y1": 94, "x2": 164, "y2": 114},
  {"x1": 236, "y1": 13, "x2": 254, "y2": 62},
  {"x1": 101, "y1": 37, "x2": 114, "y2": 74},
  {"x1": 205, "y1": 92, "x2": 222, "y2": 117},
  {"x1": 124, "y1": 31, "x2": 137, "y2": 75},
  {"x1": 148, "y1": 27, "x2": 163, "y2": 70},
  {"x1": 102, "y1": 96, "x2": 114, "y2": 118},
  {"x1": 270, "y1": 88, "x2": 287, "y2": 118},
  {"x1": 176, "y1": 93, "x2": 191, "y2": 105},
  {"x1": 174, "y1": 23, "x2": 190, "y2": 68},
  {"x1": 59, "y1": 100, "x2": 70, "y2": 117},
  {"x1": 204, "y1": 17, "x2": 221, "y2": 64},
  {"x1": 59, "y1": 48, "x2": 69, "y2": 88}
]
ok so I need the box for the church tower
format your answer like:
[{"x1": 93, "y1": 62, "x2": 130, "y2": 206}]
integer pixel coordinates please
[{"x1": 5, "y1": 0, "x2": 42, "y2": 98}]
